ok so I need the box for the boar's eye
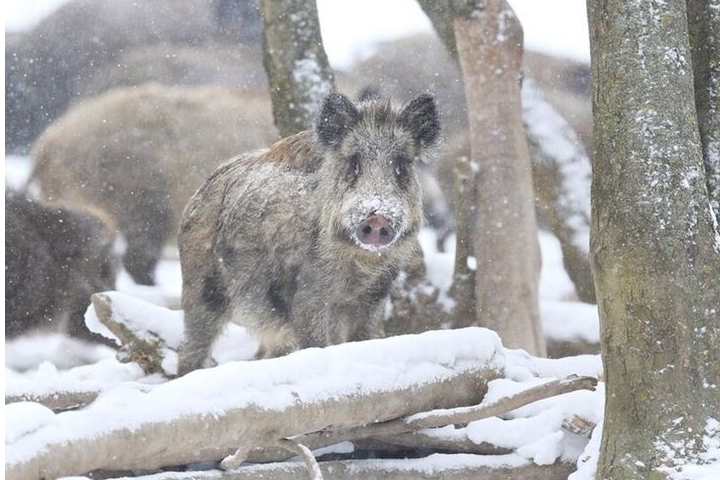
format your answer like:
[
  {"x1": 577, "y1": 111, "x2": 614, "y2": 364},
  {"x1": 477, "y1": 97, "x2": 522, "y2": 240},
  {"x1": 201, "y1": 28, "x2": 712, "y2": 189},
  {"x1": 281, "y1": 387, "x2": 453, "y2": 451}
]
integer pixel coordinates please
[
  {"x1": 346, "y1": 153, "x2": 361, "y2": 182},
  {"x1": 393, "y1": 155, "x2": 412, "y2": 189}
]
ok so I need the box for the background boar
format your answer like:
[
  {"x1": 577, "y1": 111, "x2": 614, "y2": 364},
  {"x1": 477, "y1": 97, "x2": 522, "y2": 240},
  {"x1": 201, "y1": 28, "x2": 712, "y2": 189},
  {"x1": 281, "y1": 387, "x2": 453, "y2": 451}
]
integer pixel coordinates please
[
  {"x1": 5, "y1": 0, "x2": 262, "y2": 153},
  {"x1": 177, "y1": 92, "x2": 440, "y2": 374},
  {"x1": 30, "y1": 83, "x2": 277, "y2": 285},
  {"x1": 5, "y1": 191, "x2": 118, "y2": 342}
]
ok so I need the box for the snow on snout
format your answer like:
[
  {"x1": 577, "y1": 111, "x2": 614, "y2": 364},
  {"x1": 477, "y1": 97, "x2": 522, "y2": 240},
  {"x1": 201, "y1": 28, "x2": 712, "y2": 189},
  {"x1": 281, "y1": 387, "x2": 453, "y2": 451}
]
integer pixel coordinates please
[{"x1": 345, "y1": 195, "x2": 408, "y2": 251}]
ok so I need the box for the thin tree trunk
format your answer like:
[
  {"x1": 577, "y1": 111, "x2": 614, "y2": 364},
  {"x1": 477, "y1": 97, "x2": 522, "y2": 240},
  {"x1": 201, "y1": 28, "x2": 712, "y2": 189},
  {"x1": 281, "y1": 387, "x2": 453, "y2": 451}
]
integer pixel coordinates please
[
  {"x1": 453, "y1": 0, "x2": 545, "y2": 356},
  {"x1": 588, "y1": 0, "x2": 720, "y2": 478},
  {"x1": 687, "y1": 0, "x2": 720, "y2": 213},
  {"x1": 420, "y1": 0, "x2": 596, "y2": 306},
  {"x1": 260, "y1": 0, "x2": 334, "y2": 136}
]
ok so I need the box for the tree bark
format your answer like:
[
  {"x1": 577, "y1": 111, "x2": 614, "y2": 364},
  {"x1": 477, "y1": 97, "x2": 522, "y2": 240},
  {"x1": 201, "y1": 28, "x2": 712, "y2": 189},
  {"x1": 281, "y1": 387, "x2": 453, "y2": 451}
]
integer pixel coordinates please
[
  {"x1": 453, "y1": 0, "x2": 545, "y2": 356},
  {"x1": 588, "y1": 0, "x2": 720, "y2": 478},
  {"x1": 260, "y1": 0, "x2": 334, "y2": 136},
  {"x1": 687, "y1": 0, "x2": 720, "y2": 213}
]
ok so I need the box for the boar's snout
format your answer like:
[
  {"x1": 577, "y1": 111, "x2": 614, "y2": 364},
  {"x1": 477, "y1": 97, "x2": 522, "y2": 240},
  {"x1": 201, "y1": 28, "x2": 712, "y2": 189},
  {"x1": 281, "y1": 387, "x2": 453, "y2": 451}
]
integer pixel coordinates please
[{"x1": 355, "y1": 215, "x2": 396, "y2": 247}]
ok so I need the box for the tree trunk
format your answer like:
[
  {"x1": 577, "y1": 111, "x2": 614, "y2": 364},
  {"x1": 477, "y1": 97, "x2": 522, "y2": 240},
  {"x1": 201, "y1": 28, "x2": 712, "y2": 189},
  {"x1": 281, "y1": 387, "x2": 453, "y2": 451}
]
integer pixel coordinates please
[
  {"x1": 260, "y1": 0, "x2": 334, "y2": 136},
  {"x1": 687, "y1": 0, "x2": 720, "y2": 213},
  {"x1": 522, "y1": 80, "x2": 596, "y2": 304},
  {"x1": 588, "y1": 0, "x2": 720, "y2": 478},
  {"x1": 420, "y1": 0, "x2": 596, "y2": 306},
  {"x1": 453, "y1": 0, "x2": 545, "y2": 356}
]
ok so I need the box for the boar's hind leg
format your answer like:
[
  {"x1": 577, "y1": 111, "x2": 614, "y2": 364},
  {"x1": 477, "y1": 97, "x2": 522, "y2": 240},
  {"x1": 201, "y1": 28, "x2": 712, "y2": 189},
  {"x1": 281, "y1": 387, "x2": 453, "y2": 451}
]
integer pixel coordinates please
[{"x1": 177, "y1": 307, "x2": 228, "y2": 375}]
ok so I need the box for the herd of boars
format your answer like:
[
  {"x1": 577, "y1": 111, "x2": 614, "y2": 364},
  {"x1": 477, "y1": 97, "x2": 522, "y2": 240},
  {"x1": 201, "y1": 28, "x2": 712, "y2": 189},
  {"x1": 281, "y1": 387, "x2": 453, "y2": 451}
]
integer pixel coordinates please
[{"x1": 5, "y1": 0, "x2": 591, "y2": 372}]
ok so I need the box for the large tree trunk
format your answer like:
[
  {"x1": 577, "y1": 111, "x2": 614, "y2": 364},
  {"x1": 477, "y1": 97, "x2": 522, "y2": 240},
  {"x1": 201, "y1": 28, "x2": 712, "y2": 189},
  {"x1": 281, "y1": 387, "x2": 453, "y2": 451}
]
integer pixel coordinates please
[
  {"x1": 687, "y1": 0, "x2": 720, "y2": 213},
  {"x1": 588, "y1": 0, "x2": 720, "y2": 478},
  {"x1": 260, "y1": 0, "x2": 334, "y2": 136},
  {"x1": 452, "y1": 0, "x2": 545, "y2": 356}
]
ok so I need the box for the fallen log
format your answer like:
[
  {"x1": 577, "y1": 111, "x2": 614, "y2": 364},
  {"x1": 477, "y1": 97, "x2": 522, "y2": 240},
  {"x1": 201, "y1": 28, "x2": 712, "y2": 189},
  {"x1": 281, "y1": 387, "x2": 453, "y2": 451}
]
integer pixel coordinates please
[
  {"x1": 101, "y1": 454, "x2": 575, "y2": 480},
  {"x1": 6, "y1": 328, "x2": 503, "y2": 480}
]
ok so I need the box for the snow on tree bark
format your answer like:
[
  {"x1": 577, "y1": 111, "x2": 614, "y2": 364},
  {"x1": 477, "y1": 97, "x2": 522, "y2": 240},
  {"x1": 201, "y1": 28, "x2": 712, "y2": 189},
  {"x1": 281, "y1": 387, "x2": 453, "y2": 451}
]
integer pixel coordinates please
[
  {"x1": 261, "y1": 0, "x2": 334, "y2": 136},
  {"x1": 587, "y1": 0, "x2": 720, "y2": 477},
  {"x1": 453, "y1": 0, "x2": 546, "y2": 356}
]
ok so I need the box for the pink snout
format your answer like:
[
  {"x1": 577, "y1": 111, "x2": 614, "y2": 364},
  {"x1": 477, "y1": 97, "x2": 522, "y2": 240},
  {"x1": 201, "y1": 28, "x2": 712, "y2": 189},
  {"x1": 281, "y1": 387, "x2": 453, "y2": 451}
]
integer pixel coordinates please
[{"x1": 356, "y1": 215, "x2": 396, "y2": 247}]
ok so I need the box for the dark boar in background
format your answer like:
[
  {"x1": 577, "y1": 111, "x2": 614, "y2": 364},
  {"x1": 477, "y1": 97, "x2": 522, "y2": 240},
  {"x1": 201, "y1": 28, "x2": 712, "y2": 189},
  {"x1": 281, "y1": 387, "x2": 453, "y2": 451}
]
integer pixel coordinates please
[{"x1": 5, "y1": 192, "x2": 118, "y2": 342}]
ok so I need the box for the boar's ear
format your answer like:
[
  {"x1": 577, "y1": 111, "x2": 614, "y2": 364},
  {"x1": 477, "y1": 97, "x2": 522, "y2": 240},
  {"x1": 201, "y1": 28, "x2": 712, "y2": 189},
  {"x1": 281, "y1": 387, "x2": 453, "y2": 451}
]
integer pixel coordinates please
[
  {"x1": 315, "y1": 91, "x2": 360, "y2": 147},
  {"x1": 399, "y1": 93, "x2": 440, "y2": 149}
]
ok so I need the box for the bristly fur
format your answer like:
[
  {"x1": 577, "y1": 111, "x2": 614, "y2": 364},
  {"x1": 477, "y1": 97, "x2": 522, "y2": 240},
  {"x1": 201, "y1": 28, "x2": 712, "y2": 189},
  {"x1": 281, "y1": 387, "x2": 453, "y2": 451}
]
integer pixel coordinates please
[{"x1": 177, "y1": 91, "x2": 440, "y2": 375}]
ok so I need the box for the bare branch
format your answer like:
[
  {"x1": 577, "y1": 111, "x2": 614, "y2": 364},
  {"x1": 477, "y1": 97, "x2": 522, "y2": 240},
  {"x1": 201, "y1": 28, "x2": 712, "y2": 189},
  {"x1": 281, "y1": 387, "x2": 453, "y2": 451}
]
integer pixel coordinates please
[{"x1": 5, "y1": 390, "x2": 99, "y2": 412}]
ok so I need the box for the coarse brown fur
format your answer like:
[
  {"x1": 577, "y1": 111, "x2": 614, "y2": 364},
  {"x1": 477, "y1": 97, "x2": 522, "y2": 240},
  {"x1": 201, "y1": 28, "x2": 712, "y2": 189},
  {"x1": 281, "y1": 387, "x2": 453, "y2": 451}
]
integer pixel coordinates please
[
  {"x1": 30, "y1": 83, "x2": 277, "y2": 285},
  {"x1": 5, "y1": 191, "x2": 118, "y2": 342},
  {"x1": 177, "y1": 92, "x2": 440, "y2": 374}
]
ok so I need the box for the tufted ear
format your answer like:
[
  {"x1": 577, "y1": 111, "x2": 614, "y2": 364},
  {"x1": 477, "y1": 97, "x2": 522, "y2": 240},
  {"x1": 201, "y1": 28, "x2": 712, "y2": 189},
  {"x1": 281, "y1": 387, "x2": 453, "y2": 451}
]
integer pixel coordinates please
[
  {"x1": 315, "y1": 91, "x2": 360, "y2": 147},
  {"x1": 398, "y1": 93, "x2": 440, "y2": 149}
]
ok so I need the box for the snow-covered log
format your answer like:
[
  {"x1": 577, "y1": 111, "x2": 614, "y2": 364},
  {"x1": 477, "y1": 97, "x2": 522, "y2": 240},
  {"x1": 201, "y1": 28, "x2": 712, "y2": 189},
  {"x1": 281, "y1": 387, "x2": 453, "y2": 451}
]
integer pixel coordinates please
[
  {"x1": 98, "y1": 454, "x2": 575, "y2": 480},
  {"x1": 6, "y1": 328, "x2": 504, "y2": 480}
]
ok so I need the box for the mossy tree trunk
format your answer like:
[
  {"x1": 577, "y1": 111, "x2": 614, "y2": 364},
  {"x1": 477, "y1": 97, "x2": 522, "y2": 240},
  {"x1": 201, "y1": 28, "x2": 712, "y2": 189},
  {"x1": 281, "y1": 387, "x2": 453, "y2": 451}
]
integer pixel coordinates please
[
  {"x1": 452, "y1": 0, "x2": 545, "y2": 356},
  {"x1": 260, "y1": 0, "x2": 334, "y2": 136},
  {"x1": 588, "y1": 0, "x2": 720, "y2": 478}
]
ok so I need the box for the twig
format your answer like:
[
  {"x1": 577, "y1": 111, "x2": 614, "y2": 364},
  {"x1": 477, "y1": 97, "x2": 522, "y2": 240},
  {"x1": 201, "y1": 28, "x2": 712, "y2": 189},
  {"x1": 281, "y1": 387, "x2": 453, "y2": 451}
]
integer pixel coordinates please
[{"x1": 224, "y1": 439, "x2": 323, "y2": 480}]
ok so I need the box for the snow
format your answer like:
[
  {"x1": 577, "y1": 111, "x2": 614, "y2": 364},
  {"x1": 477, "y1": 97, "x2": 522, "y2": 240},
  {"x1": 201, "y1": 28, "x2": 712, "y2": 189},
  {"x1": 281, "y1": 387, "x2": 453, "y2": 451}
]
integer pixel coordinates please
[
  {"x1": 5, "y1": 403, "x2": 55, "y2": 444},
  {"x1": 5, "y1": 155, "x2": 33, "y2": 190}
]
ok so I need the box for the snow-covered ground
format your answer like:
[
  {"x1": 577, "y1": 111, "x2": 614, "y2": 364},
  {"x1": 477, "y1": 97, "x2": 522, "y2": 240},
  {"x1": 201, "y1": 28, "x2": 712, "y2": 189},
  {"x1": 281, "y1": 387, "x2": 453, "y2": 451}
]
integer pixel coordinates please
[{"x1": 4, "y1": 0, "x2": 590, "y2": 68}]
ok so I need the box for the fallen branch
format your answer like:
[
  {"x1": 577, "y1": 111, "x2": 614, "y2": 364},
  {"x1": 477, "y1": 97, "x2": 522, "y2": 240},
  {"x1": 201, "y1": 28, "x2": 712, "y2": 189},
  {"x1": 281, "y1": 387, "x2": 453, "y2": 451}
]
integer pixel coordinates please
[
  {"x1": 5, "y1": 390, "x2": 99, "y2": 412},
  {"x1": 7, "y1": 328, "x2": 502, "y2": 480},
  {"x1": 244, "y1": 374, "x2": 597, "y2": 464},
  {"x1": 224, "y1": 439, "x2": 323, "y2": 480},
  {"x1": 378, "y1": 430, "x2": 510, "y2": 455},
  {"x1": 90, "y1": 293, "x2": 167, "y2": 374},
  {"x1": 101, "y1": 454, "x2": 575, "y2": 480},
  {"x1": 562, "y1": 414, "x2": 597, "y2": 438}
]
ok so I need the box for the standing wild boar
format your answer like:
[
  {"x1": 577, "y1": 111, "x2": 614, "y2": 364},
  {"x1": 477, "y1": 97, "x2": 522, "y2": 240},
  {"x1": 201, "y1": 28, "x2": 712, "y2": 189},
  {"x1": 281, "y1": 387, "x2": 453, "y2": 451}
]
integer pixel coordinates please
[
  {"x1": 5, "y1": 192, "x2": 118, "y2": 342},
  {"x1": 178, "y1": 91, "x2": 440, "y2": 374}
]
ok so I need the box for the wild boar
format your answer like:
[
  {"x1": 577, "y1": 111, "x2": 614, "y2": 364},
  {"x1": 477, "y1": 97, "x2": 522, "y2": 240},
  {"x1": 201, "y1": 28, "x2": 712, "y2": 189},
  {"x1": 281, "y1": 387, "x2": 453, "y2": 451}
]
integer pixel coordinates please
[
  {"x1": 177, "y1": 91, "x2": 440, "y2": 374},
  {"x1": 5, "y1": 191, "x2": 118, "y2": 342}
]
